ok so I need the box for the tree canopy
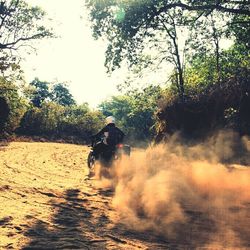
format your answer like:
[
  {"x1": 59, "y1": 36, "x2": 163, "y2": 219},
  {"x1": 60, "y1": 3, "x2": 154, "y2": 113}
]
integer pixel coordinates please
[
  {"x1": 51, "y1": 83, "x2": 76, "y2": 107},
  {"x1": 29, "y1": 78, "x2": 51, "y2": 107},
  {"x1": 28, "y1": 78, "x2": 76, "y2": 107},
  {"x1": 86, "y1": 0, "x2": 250, "y2": 98},
  {"x1": 0, "y1": 0, "x2": 52, "y2": 50},
  {"x1": 0, "y1": 0, "x2": 53, "y2": 74}
]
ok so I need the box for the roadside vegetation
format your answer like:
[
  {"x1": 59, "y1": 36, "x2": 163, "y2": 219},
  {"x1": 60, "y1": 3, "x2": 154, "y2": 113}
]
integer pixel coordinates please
[{"x1": 0, "y1": 0, "x2": 249, "y2": 144}]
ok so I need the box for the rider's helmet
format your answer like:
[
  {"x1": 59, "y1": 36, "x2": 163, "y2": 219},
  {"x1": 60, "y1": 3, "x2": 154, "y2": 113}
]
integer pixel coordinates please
[{"x1": 106, "y1": 116, "x2": 115, "y2": 125}]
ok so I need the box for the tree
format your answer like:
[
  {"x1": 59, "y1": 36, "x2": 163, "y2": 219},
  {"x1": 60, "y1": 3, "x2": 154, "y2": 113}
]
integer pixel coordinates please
[
  {"x1": 158, "y1": 9, "x2": 186, "y2": 98},
  {"x1": 0, "y1": 0, "x2": 52, "y2": 50},
  {"x1": 186, "y1": 11, "x2": 228, "y2": 83},
  {"x1": 86, "y1": 0, "x2": 249, "y2": 98},
  {"x1": 28, "y1": 79, "x2": 76, "y2": 107},
  {"x1": 229, "y1": 15, "x2": 250, "y2": 50},
  {"x1": 0, "y1": 77, "x2": 27, "y2": 133},
  {"x1": 29, "y1": 78, "x2": 51, "y2": 107},
  {"x1": 99, "y1": 85, "x2": 162, "y2": 141},
  {"x1": 0, "y1": 96, "x2": 9, "y2": 132},
  {"x1": 127, "y1": 85, "x2": 162, "y2": 140},
  {"x1": 51, "y1": 83, "x2": 76, "y2": 106},
  {"x1": 0, "y1": 0, "x2": 53, "y2": 73},
  {"x1": 87, "y1": 1, "x2": 190, "y2": 98},
  {"x1": 20, "y1": 101, "x2": 104, "y2": 141},
  {"x1": 20, "y1": 102, "x2": 64, "y2": 135}
]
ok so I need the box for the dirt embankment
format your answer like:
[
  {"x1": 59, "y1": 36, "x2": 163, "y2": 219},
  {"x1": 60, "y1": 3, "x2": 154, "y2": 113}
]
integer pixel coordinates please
[{"x1": 0, "y1": 139, "x2": 250, "y2": 249}]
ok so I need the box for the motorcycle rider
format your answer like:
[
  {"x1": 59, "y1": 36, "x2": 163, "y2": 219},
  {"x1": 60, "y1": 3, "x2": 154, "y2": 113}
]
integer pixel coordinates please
[{"x1": 91, "y1": 116, "x2": 125, "y2": 159}]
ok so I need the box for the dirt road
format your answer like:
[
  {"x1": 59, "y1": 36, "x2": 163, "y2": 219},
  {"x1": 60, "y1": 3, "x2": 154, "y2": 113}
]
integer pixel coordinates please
[
  {"x1": 0, "y1": 142, "x2": 159, "y2": 249},
  {"x1": 0, "y1": 141, "x2": 250, "y2": 249}
]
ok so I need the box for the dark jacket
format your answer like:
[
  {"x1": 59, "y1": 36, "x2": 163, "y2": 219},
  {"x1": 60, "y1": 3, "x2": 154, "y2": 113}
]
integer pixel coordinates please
[{"x1": 94, "y1": 123, "x2": 125, "y2": 146}]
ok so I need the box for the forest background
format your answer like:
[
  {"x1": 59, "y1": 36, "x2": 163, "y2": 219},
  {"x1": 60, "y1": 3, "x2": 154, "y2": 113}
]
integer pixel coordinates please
[{"x1": 0, "y1": 0, "x2": 249, "y2": 144}]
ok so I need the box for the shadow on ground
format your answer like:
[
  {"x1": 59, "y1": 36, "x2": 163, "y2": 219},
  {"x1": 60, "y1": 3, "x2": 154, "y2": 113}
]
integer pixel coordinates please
[
  {"x1": 22, "y1": 187, "x2": 250, "y2": 249},
  {"x1": 22, "y1": 189, "x2": 108, "y2": 249}
]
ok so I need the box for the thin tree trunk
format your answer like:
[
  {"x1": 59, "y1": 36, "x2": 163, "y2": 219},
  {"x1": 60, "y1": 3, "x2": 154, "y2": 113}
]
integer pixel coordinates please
[
  {"x1": 215, "y1": 37, "x2": 221, "y2": 82},
  {"x1": 173, "y1": 37, "x2": 185, "y2": 100}
]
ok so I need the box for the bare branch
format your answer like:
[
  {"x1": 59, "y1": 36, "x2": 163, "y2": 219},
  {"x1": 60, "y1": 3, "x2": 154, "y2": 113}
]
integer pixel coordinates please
[
  {"x1": 155, "y1": 2, "x2": 250, "y2": 16},
  {"x1": 0, "y1": 33, "x2": 46, "y2": 49}
]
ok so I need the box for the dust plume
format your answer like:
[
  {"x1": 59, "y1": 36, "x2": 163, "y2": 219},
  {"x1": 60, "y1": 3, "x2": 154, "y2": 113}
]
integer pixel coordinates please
[{"x1": 110, "y1": 130, "x2": 250, "y2": 248}]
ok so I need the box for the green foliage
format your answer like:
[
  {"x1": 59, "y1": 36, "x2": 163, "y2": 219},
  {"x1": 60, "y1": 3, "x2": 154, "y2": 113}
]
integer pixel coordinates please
[
  {"x1": 229, "y1": 15, "x2": 250, "y2": 49},
  {"x1": 51, "y1": 83, "x2": 76, "y2": 106},
  {"x1": 0, "y1": 0, "x2": 53, "y2": 70},
  {"x1": 156, "y1": 69, "x2": 250, "y2": 138},
  {"x1": 0, "y1": 96, "x2": 9, "y2": 131},
  {"x1": 184, "y1": 43, "x2": 250, "y2": 92},
  {"x1": 185, "y1": 56, "x2": 218, "y2": 90},
  {"x1": 57, "y1": 104, "x2": 104, "y2": 138},
  {"x1": 0, "y1": 0, "x2": 53, "y2": 49},
  {"x1": 27, "y1": 78, "x2": 76, "y2": 107},
  {"x1": 86, "y1": 0, "x2": 189, "y2": 73},
  {"x1": 29, "y1": 78, "x2": 51, "y2": 107},
  {"x1": 0, "y1": 78, "x2": 28, "y2": 133},
  {"x1": 19, "y1": 102, "x2": 105, "y2": 142},
  {"x1": 99, "y1": 95, "x2": 131, "y2": 125},
  {"x1": 0, "y1": 52, "x2": 24, "y2": 81},
  {"x1": 99, "y1": 85, "x2": 162, "y2": 141},
  {"x1": 220, "y1": 44, "x2": 250, "y2": 77},
  {"x1": 10, "y1": 75, "x2": 103, "y2": 142},
  {"x1": 87, "y1": 0, "x2": 250, "y2": 99},
  {"x1": 20, "y1": 102, "x2": 63, "y2": 135}
]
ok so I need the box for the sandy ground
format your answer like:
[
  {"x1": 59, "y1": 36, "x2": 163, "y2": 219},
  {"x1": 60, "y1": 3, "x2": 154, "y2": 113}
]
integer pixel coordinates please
[
  {"x1": 0, "y1": 142, "x2": 158, "y2": 249},
  {"x1": 0, "y1": 142, "x2": 249, "y2": 249}
]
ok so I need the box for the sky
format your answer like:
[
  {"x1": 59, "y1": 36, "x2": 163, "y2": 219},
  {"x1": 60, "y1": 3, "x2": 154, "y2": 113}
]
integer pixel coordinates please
[
  {"x1": 22, "y1": 0, "x2": 125, "y2": 108},
  {"x1": 21, "y1": 1, "x2": 233, "y2": 108}
]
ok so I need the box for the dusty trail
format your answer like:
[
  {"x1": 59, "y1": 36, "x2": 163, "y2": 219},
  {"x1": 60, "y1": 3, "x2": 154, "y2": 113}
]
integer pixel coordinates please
[
  {"x1": 0, "y1": 141, "x2": 250, "y2": 249},
  {"x1": 0, "y1": 142, "x2": 163, "y2": 249}
]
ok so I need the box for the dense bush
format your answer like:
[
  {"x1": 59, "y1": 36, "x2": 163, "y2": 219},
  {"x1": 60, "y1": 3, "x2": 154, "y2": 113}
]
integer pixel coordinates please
[
  {"x1": 0, "y1": 78, "x2": 28, "y2": 135},
  {"x1": 19, "y1": 102, "x2": 105, "y2": 143},
  {"x1": 156, "y1": 69, "x2": 250, "y2": 140},
  {"x1": 0, "y1": 97, "x2": 9, "y2": 132}
]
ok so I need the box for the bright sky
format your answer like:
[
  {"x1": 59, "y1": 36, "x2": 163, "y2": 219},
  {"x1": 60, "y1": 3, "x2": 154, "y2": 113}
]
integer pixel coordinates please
[
  {"x1": 22, "y1": 0, "x2": 125, "y2": 107},
  {"x1": 21, "y1": 1, "x2": 232, "y2": 108}
]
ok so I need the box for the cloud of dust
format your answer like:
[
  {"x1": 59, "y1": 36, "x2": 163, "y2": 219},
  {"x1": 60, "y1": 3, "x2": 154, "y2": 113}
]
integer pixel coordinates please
[{"x1": 108, "y1": 130, "x2": 250, "y2": 248}]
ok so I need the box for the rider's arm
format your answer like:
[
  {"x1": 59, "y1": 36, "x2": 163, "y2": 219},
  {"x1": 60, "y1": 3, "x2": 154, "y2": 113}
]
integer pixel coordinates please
[{"x1": 92, "y1": 126, "x2": 107, "y2": 139}]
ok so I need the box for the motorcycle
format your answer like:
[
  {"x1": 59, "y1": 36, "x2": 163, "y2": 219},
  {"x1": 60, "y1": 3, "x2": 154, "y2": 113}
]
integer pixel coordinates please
[{"x1": 87, "y1": 137, "x2": 131, "y2": 169}]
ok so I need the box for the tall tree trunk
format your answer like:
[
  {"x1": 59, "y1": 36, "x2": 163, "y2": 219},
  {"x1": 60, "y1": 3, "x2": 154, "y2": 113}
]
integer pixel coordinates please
[
  {"x1": 215, "y1": 37, "x2": 220, "y2": 82},
  {"x1": 162, "y1": 16, "x2": 185, "y2": 100},
  {"x1": 212, "y1": 22, "x2": 221, "y2": 83},
  {"x1": 173, "y1": 36, "x2": 185, "y2": 100}
]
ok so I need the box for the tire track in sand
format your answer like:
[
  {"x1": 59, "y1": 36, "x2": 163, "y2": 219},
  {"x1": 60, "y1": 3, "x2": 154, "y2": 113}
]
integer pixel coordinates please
[{"x1": 0, "y1": 142, "x2": 148, "y2": 249}]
